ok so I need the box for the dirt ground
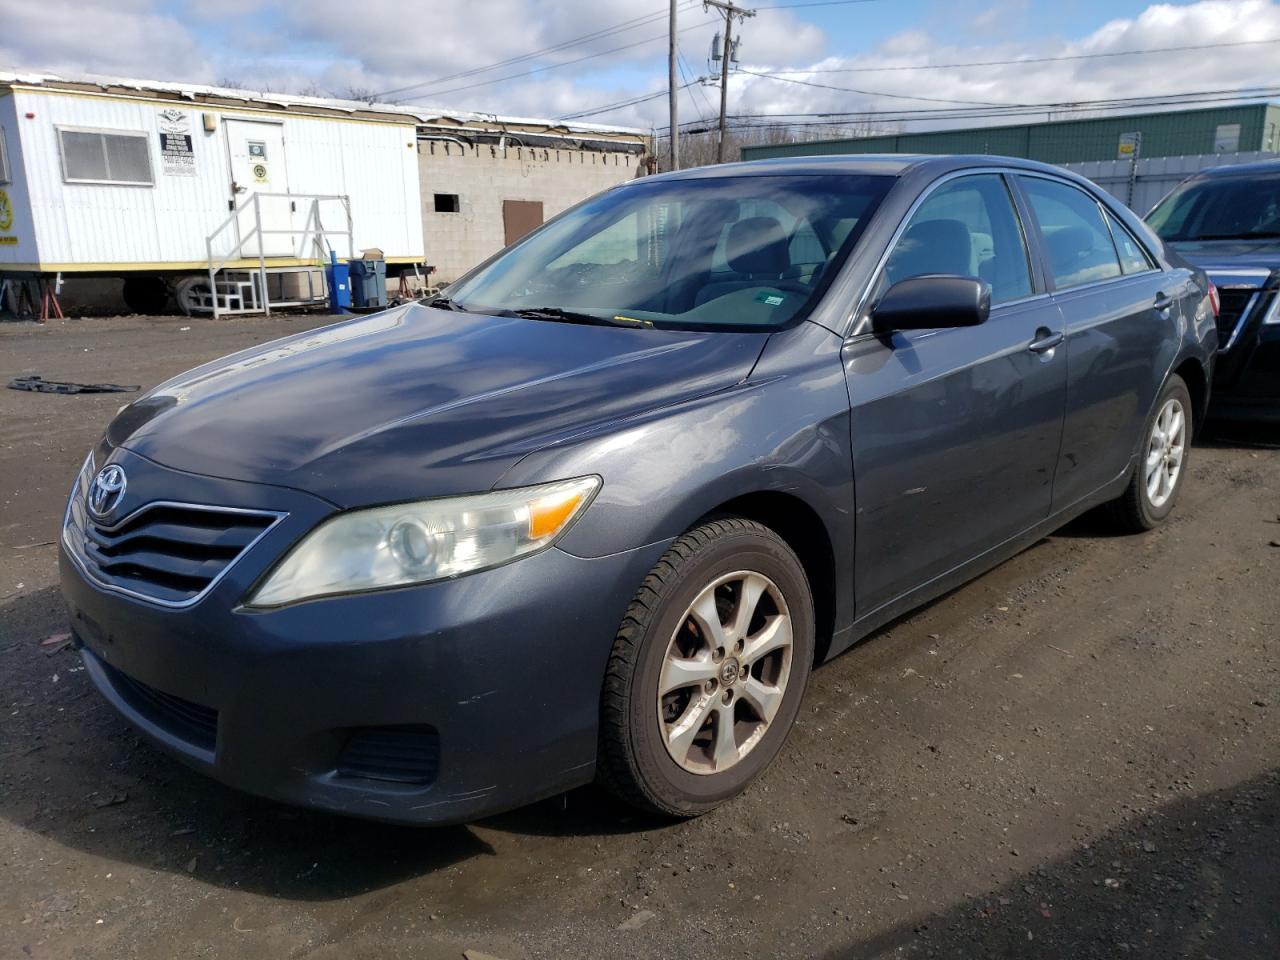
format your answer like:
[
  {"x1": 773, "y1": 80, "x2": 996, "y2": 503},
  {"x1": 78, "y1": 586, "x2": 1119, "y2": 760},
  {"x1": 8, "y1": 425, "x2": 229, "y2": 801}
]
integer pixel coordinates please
[{"x1": 1, "y1": 313, "x2": 1278, "y2": 960}]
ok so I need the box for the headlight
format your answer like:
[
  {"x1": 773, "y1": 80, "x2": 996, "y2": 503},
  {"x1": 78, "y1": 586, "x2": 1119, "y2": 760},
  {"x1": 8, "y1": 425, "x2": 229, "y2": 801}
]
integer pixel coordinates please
[
  {"x1": 247, "y1": 476, "x2": 600, "y2": 607},
  {"x1": 1264, "y1": 293, "x2": 1280, "y2": 326}
]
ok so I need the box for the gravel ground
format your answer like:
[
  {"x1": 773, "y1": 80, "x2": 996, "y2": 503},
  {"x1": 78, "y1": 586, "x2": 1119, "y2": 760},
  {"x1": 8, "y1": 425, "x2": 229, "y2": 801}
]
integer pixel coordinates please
[{"x1": 1, "y1": 313, "x2": 1278, "y2": 960}]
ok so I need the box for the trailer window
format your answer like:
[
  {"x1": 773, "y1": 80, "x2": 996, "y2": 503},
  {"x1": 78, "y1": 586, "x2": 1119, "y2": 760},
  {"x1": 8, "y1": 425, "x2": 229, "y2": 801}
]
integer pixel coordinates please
[
  {"x1": 0, "y1": 126, "x2": 10, "y2": 184},
  {"x1": 58, "y1": 128, "x2": 153, "y2": 186}
]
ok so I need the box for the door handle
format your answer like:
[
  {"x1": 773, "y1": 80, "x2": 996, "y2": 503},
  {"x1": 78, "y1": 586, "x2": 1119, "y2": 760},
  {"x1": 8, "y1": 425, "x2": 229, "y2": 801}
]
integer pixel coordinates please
[
  {"x1": 1153, "y1": 292, "x2": 1174, "y2": 314},
  {"x1": 1028, "y1": 329, "x2": 1064, "y2": 354}
]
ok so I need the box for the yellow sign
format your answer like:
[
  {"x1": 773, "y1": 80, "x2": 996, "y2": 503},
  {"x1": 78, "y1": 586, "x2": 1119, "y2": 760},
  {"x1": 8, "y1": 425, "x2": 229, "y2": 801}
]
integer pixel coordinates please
[
  {"x1": 252, "y1": 163, "x2": 268, "y2": 183},
  {"x1": 0, "y1": 190, "x2": 12, "y2": 232},
  {"x1": 0, "y1": 236, "x2": 17, "y2": 246}
]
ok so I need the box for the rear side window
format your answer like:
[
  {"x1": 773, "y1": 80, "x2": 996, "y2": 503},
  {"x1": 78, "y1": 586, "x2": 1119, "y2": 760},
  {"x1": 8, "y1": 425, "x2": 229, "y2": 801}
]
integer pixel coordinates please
[
  {"x1": 1020, "y1": 177, "x2": 1122, "y2": 290},
  {"x1": 1104, "y1": 209, "x2": 1155, "y2": 274},
  {"x1": 884, "y1": 173, "x2": 1032, "y2": 303}
]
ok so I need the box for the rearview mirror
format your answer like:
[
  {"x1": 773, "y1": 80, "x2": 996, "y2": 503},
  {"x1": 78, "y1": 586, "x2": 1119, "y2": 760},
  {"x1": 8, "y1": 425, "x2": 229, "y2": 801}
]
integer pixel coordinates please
[{"x1": 870, "y1": 275, "x2": 991, "y2": 332}]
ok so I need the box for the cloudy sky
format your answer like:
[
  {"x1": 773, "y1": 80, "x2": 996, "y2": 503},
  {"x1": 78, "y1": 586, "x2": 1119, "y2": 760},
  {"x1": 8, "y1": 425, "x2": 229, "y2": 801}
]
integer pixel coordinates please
[{"x1": 3, "y1": 0, "x2": 1280, "y2": 131}]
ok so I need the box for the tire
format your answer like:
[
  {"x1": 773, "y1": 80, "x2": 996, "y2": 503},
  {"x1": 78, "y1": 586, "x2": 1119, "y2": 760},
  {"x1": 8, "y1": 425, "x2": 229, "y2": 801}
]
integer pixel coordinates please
[
  {"x1": 172, "y1": 276, "x2": 212, "y2": 317},
  {"x1": 1105, "y1": 373, "x2": 1192, "y2": 532},
  {"x1": 121, "y1": 276, "x2": 169, "y2": 315},
  {"x1": 597, "y1": 518, "x2": 815, "y2": 818}
]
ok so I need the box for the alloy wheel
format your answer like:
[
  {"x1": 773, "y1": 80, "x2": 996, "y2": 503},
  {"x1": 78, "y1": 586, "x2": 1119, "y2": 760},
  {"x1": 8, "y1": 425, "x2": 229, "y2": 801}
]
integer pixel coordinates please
[
  {"x1": 1145, "y1": 397, "x2": 1186, "y2": 509},
  {"x1": 656, "y1": 570, "x2": 794, "y2": 775}
]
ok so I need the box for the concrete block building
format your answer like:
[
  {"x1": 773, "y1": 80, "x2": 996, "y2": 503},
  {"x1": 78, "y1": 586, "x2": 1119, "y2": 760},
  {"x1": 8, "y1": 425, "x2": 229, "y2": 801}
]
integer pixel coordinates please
[{"x1": 415, "y1": 120, "x2": 648, "y2": 283}]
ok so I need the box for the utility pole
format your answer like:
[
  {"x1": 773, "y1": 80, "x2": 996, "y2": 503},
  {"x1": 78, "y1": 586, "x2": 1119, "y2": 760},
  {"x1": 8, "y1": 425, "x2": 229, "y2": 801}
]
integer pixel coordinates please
[
  {"x1": 705, "y1": 0, "x2": 754, "y2": 163},
  {"x1": 669, "y1": 0, "x2": 679, "y2": 171}
]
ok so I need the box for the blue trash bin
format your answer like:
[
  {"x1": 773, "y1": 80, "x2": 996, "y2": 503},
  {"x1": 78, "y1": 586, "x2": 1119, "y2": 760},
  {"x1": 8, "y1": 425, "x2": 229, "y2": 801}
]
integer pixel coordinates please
[{"x1": 325, "y1": 260, "x2": 351, "y2": 311}]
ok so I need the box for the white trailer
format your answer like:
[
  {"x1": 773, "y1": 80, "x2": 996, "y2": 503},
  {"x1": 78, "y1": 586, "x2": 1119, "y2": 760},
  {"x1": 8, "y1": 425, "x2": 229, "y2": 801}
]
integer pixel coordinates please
[{"x1": 0, "y1": 71, "x2": 426, "y2": 315}]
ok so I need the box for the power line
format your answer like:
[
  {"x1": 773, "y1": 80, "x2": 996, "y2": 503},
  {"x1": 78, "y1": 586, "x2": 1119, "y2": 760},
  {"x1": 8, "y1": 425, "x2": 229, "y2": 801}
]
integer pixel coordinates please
[
  {"x1": 760, "y1": 36, "x2": 1280, "y2": 75},
  {"x1": 374, "y1": 1, "x2": 703, "y2": 99},
  {"x1": 372, "y1": 0, "x2": 887, "y2": 102},
  {"x1": 559, "y1": 81, "x2": 700, "y2": 120},
  {"x1": 680, "y1": 50, "x2": 717, "y2": 120},
  {"x1": 677, "y1": 84, "x2": 1280, "y2": 124},
  {"x1": 754, "y1": 0, "x2": 885, "y2": 8},
  {"x1": 390, "y1": 17, "x2": 720, "y2": 102},
  {"x1": 658, "y1": 84, "x2": 1280, "y2": 132},
  {"x1": 736, "y1": 67, "x2": 1023, "y2": 107}
]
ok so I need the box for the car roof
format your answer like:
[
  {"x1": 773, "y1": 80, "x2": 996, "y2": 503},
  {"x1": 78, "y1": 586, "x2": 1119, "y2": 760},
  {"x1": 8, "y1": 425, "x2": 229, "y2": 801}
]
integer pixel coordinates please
[
  {"x1": 649, "y1": 153, "x2": 1079, "y2": 182},
  {"x1": 1189, "y1": 158, "x2": 1280, "y2": 180}
]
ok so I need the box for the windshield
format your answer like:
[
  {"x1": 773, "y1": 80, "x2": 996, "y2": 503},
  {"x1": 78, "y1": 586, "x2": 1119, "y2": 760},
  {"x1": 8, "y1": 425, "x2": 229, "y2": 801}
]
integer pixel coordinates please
[
  {"x1": 1147, "y1": 174, "x2": 1280, "y2": 242},
  {"x1": 444, "y1": 173, "x2": 893, "y2": 331}
]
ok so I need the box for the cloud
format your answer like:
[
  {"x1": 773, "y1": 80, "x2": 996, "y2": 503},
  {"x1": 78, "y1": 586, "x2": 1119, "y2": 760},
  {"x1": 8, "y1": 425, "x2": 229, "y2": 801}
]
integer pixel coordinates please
[
  {"x1": 1, "y1": 0, "x2": 1279, "y2": 136},
  {"x1": 0, "y1": 0, "x2": 212, "y2": 80},
  {"x1": 723, "y1": 0, "x2": 1280, "y2": 135}
]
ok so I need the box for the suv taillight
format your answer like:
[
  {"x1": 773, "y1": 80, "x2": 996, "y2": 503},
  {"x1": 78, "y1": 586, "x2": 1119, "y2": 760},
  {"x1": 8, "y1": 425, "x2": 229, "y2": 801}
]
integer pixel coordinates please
[{"x1": 1207, "y1": 282, "x2": 1220, "y2": 317}]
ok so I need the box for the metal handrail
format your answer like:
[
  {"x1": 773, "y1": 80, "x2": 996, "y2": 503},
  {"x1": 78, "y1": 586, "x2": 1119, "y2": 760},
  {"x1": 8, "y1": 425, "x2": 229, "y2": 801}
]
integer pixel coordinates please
[{"x1": 205, "y1": 193, "x2": 354, "y2": 318}]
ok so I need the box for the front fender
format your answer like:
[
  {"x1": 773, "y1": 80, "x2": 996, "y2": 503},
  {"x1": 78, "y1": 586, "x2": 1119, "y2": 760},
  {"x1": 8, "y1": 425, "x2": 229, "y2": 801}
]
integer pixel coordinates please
[{"x1": 494, "y1": 324, "x2": 856, "y2": 619}]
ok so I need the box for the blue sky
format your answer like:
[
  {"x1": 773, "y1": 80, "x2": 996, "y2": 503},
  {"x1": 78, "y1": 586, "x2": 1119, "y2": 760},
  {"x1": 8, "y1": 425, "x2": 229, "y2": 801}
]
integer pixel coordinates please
[{"x1": 4, "y1": 0, "x2": 1279, "y2": 131}]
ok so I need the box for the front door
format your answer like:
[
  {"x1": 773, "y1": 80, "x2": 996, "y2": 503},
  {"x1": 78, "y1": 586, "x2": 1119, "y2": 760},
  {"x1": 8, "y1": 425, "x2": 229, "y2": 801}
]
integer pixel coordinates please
[
  {"x1": 843, "y1": 172, "x2": 1068, "y2": 615},
  {"x1": 225, "y1": 119, "x2": 293, "y2": 257}
]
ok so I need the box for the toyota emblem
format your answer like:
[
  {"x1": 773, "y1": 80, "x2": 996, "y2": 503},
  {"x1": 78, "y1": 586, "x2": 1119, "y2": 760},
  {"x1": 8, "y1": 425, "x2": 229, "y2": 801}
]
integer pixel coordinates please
[{"x1": 88, "y1": 464, "x2": 128, "y2": 519}]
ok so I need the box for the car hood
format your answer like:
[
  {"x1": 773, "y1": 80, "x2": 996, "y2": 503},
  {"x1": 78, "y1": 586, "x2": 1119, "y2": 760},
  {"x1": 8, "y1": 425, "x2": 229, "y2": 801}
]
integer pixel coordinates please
[
  {"x1": 1166, "y1": 238, "x2": 1280, "y2": 275},
  {"x1": 111, "y1": 304, "x2": 768, "y2": 507}
]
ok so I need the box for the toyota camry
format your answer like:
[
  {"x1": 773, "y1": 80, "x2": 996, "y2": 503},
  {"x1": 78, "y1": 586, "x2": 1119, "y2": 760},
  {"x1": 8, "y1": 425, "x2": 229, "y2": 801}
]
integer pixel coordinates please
[{"x1": 61, "y1": 155, "x2": 1216, "y2": 823}]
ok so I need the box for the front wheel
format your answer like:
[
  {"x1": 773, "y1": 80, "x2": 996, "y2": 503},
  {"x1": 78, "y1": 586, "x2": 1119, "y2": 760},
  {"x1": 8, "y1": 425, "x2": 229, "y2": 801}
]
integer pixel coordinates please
[
  {"x1": 597, "y1": 518, "x2": 815, "y2": 817},
  {"x1": 1106, "y1": 373, "x2": 1192, "y2": 531}
]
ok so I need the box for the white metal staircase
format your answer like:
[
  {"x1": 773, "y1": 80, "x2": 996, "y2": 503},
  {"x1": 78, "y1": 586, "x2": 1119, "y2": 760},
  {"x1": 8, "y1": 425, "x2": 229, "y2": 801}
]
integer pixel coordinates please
[{"x1": 203, "y1": 193, "x2": 354, "y2": 318}]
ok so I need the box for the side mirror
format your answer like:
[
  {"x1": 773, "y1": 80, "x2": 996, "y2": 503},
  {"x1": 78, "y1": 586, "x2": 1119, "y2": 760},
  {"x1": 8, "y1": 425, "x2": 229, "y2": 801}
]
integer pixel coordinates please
[{"x1": 870, "y1": 275, "x2": 991, "y2": 332}]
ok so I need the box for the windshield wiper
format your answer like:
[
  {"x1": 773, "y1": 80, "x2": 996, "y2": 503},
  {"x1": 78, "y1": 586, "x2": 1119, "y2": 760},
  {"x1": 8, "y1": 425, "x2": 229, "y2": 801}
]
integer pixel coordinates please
[
  {"x1": 507, "y1": 306, "x2": 652, "y2": 328},
  {"x1": 425, "y1": 295, "x2": 469, "y2": 312}
]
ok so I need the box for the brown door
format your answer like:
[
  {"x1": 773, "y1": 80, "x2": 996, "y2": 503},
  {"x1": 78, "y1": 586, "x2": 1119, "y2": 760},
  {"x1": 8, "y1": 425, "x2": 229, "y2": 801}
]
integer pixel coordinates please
[{"x1": 503, "y1": 200, "x2": 544, "y2": 246}]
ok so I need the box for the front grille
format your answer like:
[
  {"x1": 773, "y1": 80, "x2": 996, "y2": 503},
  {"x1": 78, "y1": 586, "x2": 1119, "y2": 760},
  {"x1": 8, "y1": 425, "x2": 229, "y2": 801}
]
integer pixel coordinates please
[
  {"x1": 82, "y1": 505, "x2": 276, "y2": 604},
  {"x1": 337, "y1": 726, "x2": 440, "y2": 785},
  {"x1": 64, "y1": 459, "x2": 283, "y2": 607},
  {"x1": 100, "y1": 658, "x2": 219, "y2": 752},
  {"x1": 1214, "y1": 287, "x2": 1266, "y2": 352}
]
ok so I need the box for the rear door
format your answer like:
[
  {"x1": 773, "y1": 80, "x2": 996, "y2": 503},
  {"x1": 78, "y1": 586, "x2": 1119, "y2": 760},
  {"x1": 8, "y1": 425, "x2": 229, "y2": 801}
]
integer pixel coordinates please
[
  {"x1": 1015, "y1": 174, "x2": 1179, "y2": 511},
  {"x1": 844, "y1": 172, "x2": 1068, "y2": 614},
  {"x1": 225, "y1": 119, "x2": 294, "y2": 258}
]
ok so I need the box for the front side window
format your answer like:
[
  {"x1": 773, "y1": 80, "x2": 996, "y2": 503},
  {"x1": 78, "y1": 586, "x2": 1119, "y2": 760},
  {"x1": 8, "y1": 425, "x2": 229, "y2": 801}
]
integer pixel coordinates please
[
  {"x1": 58, "y1": 128, "x2": 153, "y2": 185},
  {"x1": 1021, "y1": 177, "x2": 1121, "y2": 290},
  {"x1": 447, "y1": 173, "x2": 894, "y2": 331},
  {"x1": 883, "y1": 174, "x2": 1033, "y2": 304},
  {"x1": 1146, "y1": 174, "x2": 1280, "y2": 242}
]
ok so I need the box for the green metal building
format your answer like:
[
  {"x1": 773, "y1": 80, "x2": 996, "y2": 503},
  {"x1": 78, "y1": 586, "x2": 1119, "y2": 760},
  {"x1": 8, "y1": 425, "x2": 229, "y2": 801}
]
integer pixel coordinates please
[{"x1": 739, "y1": 103, "x2": 1280, "y2": 164}]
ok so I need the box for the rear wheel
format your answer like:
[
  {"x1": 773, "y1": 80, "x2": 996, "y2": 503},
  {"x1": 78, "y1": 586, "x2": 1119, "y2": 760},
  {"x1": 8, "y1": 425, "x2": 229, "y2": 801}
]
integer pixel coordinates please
[
  {"x1": 1106, "y1": 374, "x2": 1191, "y2": 531},
  {"x1": 597, "y1": 518, "x2": 814, "y2": 817}
]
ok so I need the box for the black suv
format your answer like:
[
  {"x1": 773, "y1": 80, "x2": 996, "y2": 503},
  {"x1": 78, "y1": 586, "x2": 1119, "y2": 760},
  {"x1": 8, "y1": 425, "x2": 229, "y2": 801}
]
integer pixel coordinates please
[{"x1": 1148, "y1": 160, "x2": 1280, "y2": 422}]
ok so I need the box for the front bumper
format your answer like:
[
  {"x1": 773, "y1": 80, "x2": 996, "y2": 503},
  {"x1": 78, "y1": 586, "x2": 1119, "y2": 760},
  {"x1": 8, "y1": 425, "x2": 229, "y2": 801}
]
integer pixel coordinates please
[
  {"x1": 59, "y1": 449, "x2": 667, "y2": 825},
  {"x1": 1211, "y1": 297, "x2": 1280, "y2": 421}
]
